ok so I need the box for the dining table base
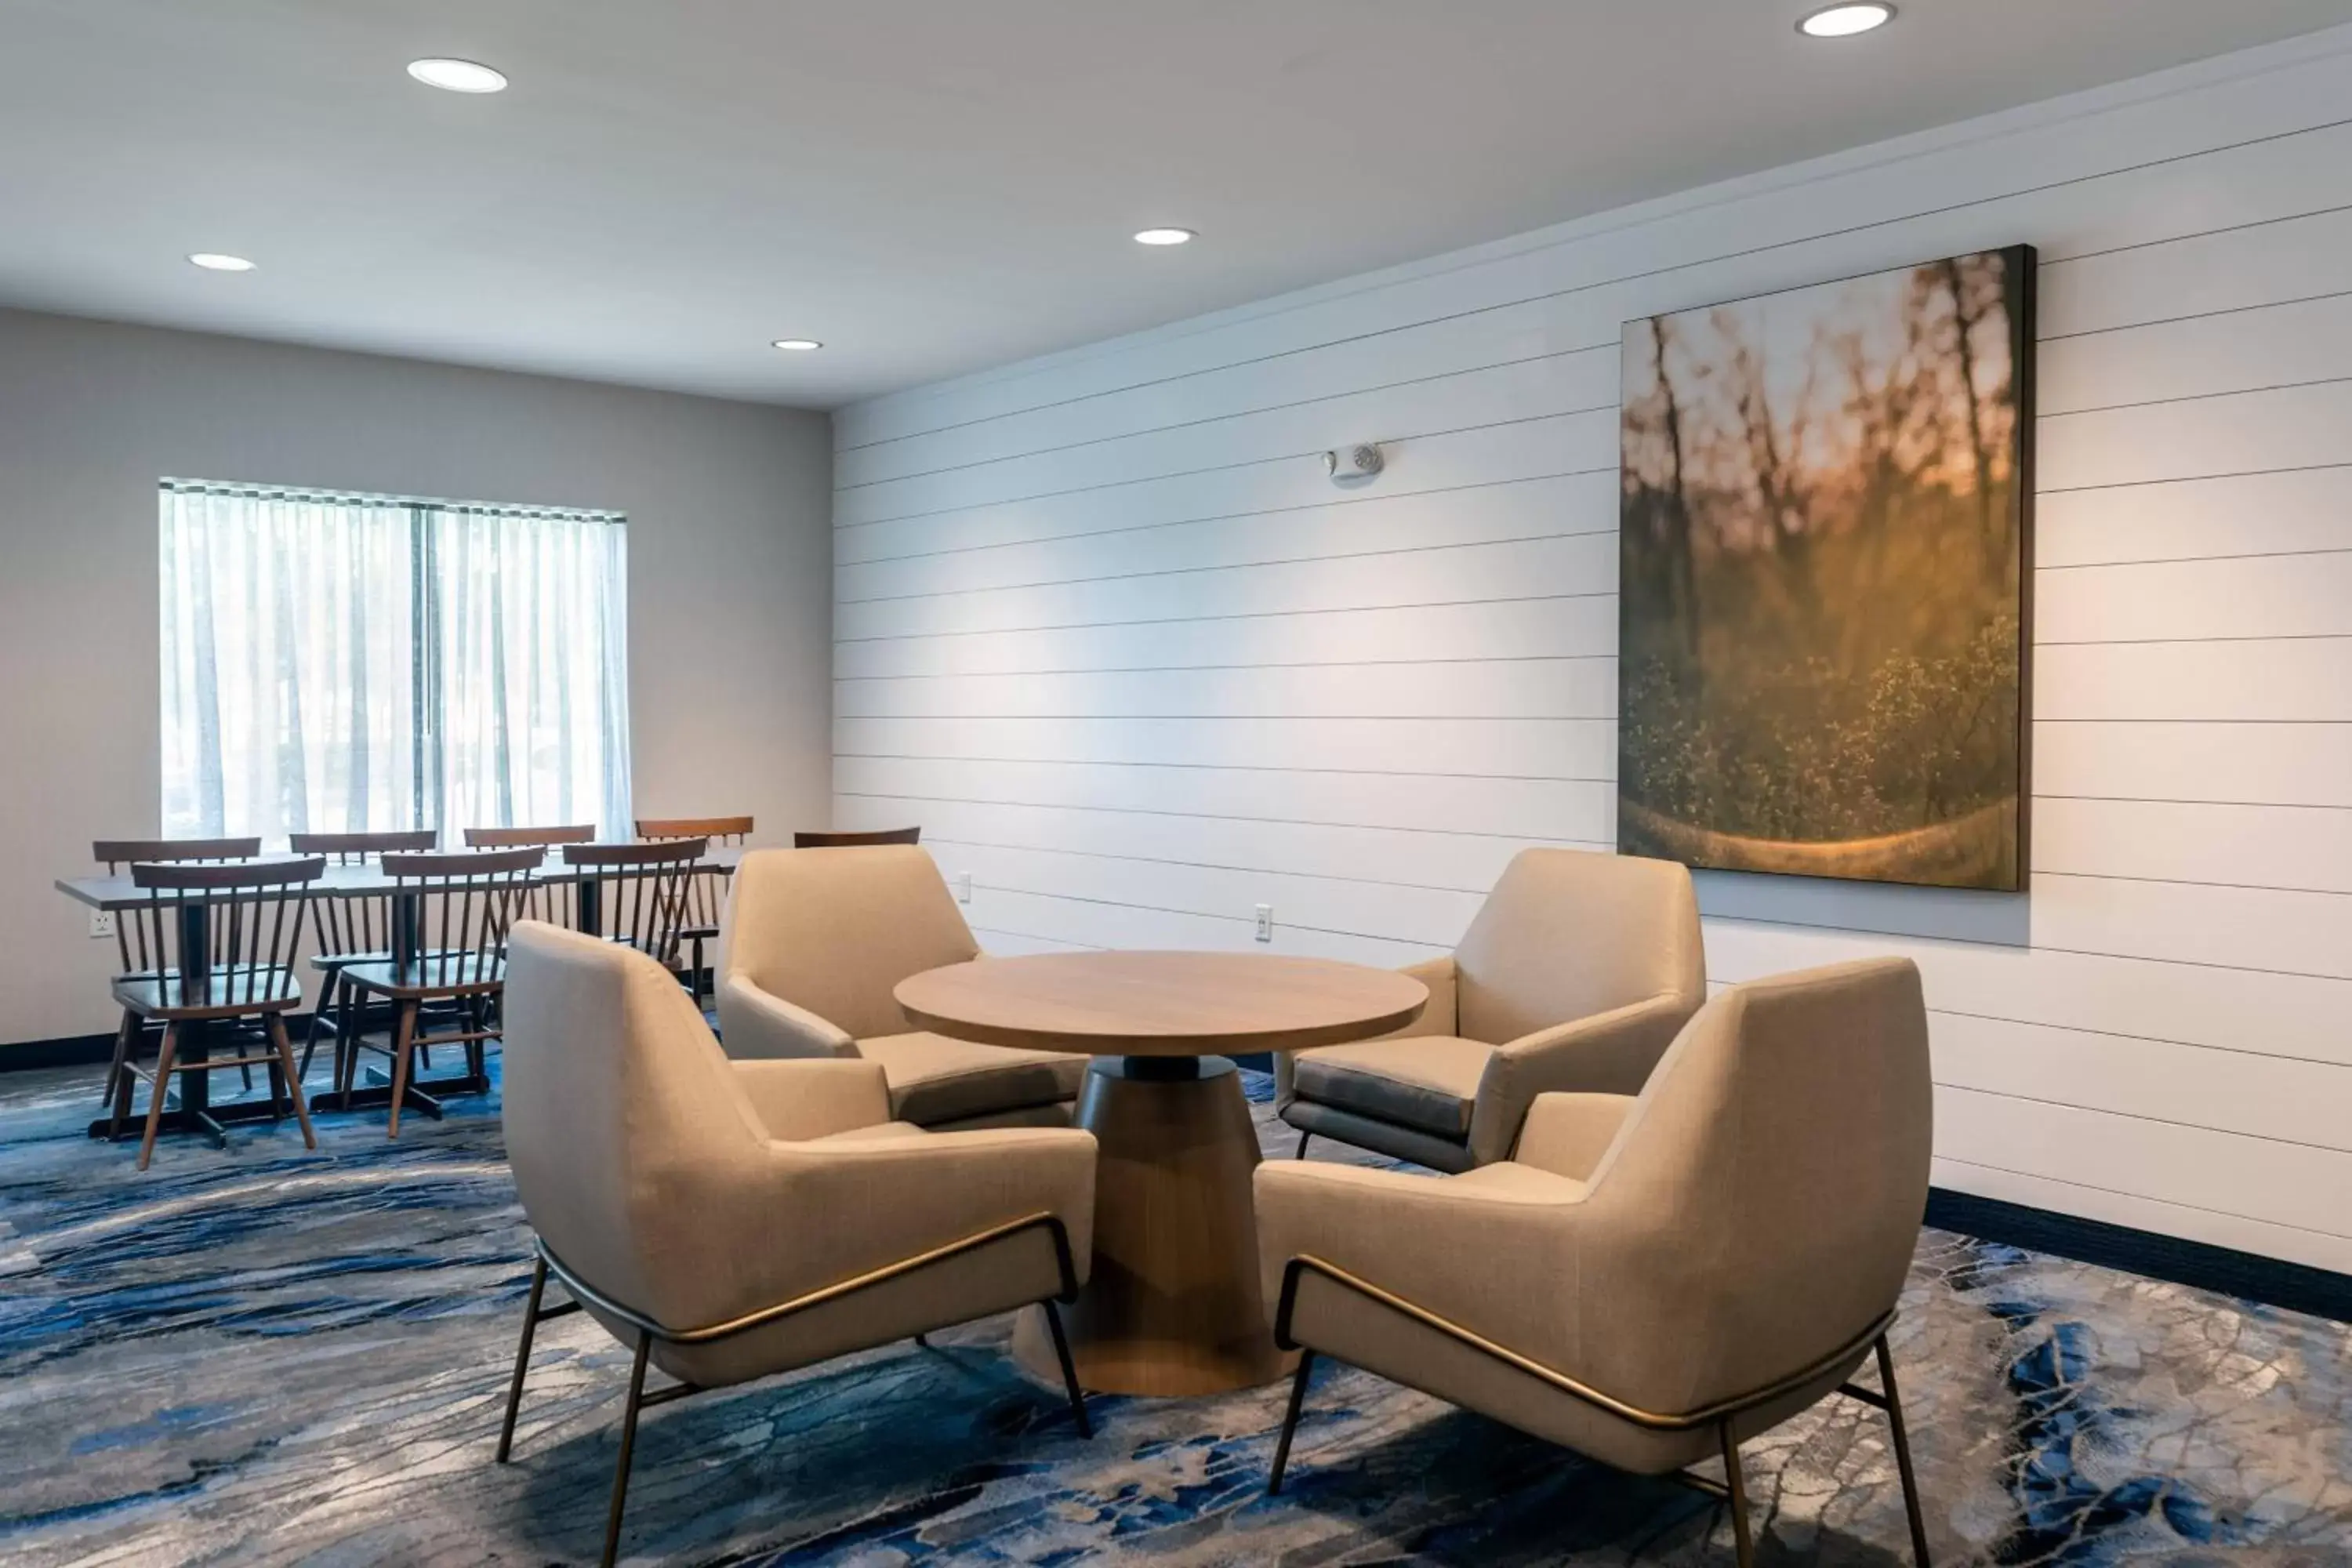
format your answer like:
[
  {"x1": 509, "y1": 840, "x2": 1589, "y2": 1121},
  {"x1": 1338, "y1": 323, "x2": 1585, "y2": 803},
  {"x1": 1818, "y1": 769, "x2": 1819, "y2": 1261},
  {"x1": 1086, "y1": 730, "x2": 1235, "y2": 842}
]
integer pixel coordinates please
[{"x1": 1011, "y1": 1054, "x2": 1298, "y2": 1397}]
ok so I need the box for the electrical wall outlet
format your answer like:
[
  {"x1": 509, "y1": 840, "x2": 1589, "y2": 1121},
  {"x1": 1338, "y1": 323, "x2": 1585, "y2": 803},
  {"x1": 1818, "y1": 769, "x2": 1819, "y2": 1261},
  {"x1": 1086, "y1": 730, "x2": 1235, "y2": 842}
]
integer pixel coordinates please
[
  {"x1": 956, "y1": 871, "x2": 973, "y2": 905},
  {"x1": 88, "y1": 909, "x2": 117, "y2": 941},
  {"x1": 1254, "y1": 903, "x2": 1273, "y2": 942}
]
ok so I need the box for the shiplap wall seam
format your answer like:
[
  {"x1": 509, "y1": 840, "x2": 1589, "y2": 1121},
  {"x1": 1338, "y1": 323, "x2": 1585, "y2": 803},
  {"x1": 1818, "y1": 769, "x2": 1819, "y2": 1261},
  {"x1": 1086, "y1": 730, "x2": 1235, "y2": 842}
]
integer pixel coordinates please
[{"x1": 833, "y1": 31, "x2": 2352, "y2": 1270}]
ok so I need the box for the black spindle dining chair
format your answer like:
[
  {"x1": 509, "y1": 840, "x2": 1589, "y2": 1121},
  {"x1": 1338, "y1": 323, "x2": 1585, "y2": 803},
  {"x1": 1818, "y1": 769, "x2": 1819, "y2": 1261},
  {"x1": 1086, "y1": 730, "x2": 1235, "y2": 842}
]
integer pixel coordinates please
[
  {"x1": 331, "y1": 848, "x2": 539, "y2": 1138},
  {"x1": 562, "y1": 840, "x2": 707, "y2": 975},
  {"x1": 793, "y1": 826, "x2": 921, "y2": 848},
  {"x1": 289, "y1": 830, "x2": 441, "y2": 1083},
  {"x1": 635, "y1": 816, "x2": 750, "y2": 1003},
  {"x1": 94, "y1": 837, "x2": 263, "y2": 1108},
  {"x1": 107, "y1": 856, "x2": 326, "y2": 1170},
  {"x1": 466, "y1": 825, "x2": 593, "y2": 926}
]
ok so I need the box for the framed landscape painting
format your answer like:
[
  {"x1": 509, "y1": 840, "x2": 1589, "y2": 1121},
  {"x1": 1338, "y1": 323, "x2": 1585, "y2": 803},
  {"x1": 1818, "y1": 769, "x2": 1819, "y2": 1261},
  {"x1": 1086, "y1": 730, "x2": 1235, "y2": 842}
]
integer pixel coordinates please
[{"x1": 1617, "y1": 245, "x2": 2034, "y2": 891}]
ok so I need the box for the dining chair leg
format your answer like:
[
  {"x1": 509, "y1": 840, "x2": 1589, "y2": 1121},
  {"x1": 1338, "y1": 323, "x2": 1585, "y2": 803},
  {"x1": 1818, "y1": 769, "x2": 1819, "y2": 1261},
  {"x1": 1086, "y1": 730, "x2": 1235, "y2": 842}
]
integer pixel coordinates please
[
  {"x1": 136, "y1": 1024, "x2": 180, "y2": 1172},
  {"x1": 334, "y1": 978, "x2": 360, "y2": 1110},
  {"x1": 386, "y1": 1000, "x2": 419, "y2": 1139},
  {"x1": 1719, "y1": 1422, "x2": 1755, "y2": 1568},
  {"x1": 1040, "y1": 1300, "x2": 1092, "y2": 1437},
  {"x1": 265, "y1": 1014, "x2": 318, "y2": 1152},
  {"x1": 497, "y1": 1256, "x2": 549, "y2": 1464},
  {"x1": 1268, "y1": 1348, "x2": 1316, "y2": 1494},
  {"x1": 101, "y1": 1009, "x2": 138, "y2": 1107},
  {"x1": 107, "y1": 1022, "x2": 140, "y2": 1142},
  {"x1": 601, "y1": 1334, "x2": 654, "y2": 1568},
  {"x1": 1875, "y1": 1333, "x2": 1933, "y2": 1567},
  {"x1": 1294, "y1": 1132, "x2": 1312, "y2": 1160},
  {"x1": 298, "y1": 967, "x2": 336, "y2": 1082}
]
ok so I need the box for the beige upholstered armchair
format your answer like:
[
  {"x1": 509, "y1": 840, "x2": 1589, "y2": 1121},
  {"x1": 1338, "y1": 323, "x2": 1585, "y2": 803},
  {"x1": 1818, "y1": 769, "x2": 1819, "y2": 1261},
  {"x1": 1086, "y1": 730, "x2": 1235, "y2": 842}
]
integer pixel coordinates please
[
  {"x1": 495, "y1": 922, "x2": 1099, "y2": 1568},
  {"x1": 715, "y1": 844, "x2": 1087, "y2": 1129},
  {"x1": 1256, "y1": 958, "x2": 1935, "y2": 1567},
  {"x1": 1278, "y1": 848, "x2": 1704, "y2": 1171}
]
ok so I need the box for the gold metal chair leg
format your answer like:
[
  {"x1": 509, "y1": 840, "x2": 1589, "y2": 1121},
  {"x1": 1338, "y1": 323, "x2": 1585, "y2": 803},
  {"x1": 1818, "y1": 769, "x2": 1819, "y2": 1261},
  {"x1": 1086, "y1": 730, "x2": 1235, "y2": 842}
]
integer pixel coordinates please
[
  {"x1": 1719, "y1": 1422, "x2": 1755, "y2": 1568},
  {"x1": 601, "y1": 1334, "x2": 653, "y2": 1568},
  {"x1": 1268, "y1": 1348, "x2": 1316, "y2": 1494},
  {"x1": 1876, "y1": 1334, "x2": 1933, "y2": 1566},
  {"x1": 497, "y1": 1257, "x2": 548, "y2": 1464}
]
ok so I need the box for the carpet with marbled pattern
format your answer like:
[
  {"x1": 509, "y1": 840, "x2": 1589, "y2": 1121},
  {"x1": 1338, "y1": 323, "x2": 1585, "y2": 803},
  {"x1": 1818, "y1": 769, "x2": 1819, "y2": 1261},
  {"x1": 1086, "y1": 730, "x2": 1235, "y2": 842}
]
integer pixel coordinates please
[{"x1": 1, "y1": 1057, "x2": 2348, "y2": 1566}]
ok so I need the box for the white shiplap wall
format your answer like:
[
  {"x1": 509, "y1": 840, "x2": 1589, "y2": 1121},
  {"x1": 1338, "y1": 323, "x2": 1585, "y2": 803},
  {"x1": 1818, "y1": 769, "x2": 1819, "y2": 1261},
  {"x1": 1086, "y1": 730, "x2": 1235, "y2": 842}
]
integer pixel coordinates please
[{"x1": 832, "y1": 28, "x2": 2352, "y2": 1272}]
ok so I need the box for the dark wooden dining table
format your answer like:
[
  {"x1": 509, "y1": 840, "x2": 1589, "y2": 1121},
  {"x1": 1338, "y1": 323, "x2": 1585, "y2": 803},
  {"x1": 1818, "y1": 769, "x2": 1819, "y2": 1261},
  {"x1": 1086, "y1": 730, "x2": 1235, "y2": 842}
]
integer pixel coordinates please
[{"x1": 55, "y1": 845, "x2": 742, "y2": 1145}]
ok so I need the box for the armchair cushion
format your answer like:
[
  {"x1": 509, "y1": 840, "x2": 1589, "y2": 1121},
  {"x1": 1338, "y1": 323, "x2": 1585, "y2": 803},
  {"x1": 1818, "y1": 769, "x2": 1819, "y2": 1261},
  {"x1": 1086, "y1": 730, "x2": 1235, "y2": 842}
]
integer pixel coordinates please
[
  {"x1": 1290, "y1": 1036, "x2": 1493, "y2": 1138},
  {"x1": 858, "y1": 1032, "x2": 1088, "y2": 1127}
]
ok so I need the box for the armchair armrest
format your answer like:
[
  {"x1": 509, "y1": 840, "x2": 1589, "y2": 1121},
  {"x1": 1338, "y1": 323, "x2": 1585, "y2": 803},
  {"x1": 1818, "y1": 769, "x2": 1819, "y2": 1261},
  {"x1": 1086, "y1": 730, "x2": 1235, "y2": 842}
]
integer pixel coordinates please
[
  {"x1": 1386, "y1": 954, "x2": 1458, "y2": 1039},
  {"x1": 780, "y1": 1125, "x2": 1102, "y2": 1291},
  {"x1": 1276, "y1": 953, "x2": 1457, "y2": 1106},
  {"x1": 733, "y1": 1057, "x2": 891, "y2": 1142},
  {"x1": 1513, "y1": 1091, "x2": 1636, "y2": 1181},
  {"x1": 717, "y1": 974, "x2": 856, "y2": 1060},
  {"x1": 1466, "y1": 992, "x2": 1691, "y2": 1165},
  {"x1": 1254, "y1": 1160, "x2": 1583, "y2": 1367}
]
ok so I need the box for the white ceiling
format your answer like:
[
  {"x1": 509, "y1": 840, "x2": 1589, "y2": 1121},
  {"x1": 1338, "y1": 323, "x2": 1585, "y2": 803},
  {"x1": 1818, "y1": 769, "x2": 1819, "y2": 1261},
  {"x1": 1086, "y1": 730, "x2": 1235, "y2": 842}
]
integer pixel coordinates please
[{"x1": 3, "y1": 0, "x2": 2350, "y2": 408}]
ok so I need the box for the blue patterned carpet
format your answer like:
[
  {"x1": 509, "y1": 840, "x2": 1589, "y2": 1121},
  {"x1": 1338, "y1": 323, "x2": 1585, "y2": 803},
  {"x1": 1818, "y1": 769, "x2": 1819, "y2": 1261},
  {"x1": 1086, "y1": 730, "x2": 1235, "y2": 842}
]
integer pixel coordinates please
[{"x1": 2, "y1": 1053, "x2": 2348, "y2": 1566}]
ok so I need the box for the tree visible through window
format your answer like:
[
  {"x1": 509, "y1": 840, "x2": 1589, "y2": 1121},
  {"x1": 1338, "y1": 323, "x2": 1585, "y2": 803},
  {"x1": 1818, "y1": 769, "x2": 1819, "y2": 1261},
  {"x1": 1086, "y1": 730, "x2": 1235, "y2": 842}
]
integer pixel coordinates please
[{"x1": 159, "y1": 480, "x2": 631, "y2": 845}]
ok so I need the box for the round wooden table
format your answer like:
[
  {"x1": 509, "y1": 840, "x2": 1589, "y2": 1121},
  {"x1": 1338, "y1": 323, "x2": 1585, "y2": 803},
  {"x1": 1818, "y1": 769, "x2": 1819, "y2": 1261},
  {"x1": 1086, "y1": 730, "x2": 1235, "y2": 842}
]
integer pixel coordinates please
[{"x1": 895, "y1": 950, "x2": 1427, "y2": 1396}]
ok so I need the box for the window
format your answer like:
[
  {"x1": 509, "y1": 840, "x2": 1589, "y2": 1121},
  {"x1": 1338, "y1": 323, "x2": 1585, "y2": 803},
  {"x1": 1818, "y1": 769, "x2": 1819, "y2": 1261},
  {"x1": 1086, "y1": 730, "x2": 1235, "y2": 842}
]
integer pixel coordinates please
[{"x1": 160, "y1": 480, "x2": 631, "y2": 845}]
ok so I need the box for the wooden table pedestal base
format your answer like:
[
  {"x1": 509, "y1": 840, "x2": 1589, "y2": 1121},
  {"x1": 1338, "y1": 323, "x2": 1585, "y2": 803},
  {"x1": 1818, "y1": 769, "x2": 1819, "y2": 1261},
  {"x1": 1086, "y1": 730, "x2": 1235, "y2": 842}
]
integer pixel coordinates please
[{"x1": 1012, "y1": 1055, "x2": 1296, "y2": 1396}]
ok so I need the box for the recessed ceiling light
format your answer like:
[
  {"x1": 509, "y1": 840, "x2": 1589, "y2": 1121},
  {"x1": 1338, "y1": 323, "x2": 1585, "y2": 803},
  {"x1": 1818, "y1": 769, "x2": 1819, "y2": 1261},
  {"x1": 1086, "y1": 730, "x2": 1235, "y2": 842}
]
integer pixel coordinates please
[
  {"x1": 1133, "y1": 227, "x2": 1196, "y2": 246},
  {"x1": 407, "y1": 57, "x2": 509, "y2": 93},
  {"x1": 1798, "y1": 3, "x2": 1894, "y2": 37},
  {"x1": 187, "y1": 252, "x2": 256, "y2": 272},
  {"x1": 771, "y1": 338, "x2": 822, "y2": 352}
]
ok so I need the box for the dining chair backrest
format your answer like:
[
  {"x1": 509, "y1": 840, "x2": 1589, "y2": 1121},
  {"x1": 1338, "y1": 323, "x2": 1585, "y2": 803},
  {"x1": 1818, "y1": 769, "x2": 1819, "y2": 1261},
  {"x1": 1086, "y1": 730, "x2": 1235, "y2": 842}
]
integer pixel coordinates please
[
  {"x1": 96, "y1": 837, "x2": 264, "y2": 972},
  {"x1": 465, "y1": 824, "x2": 595, "y2": 848},
  {"x1": 563, "y1": 839, "x2": 709, "y2": 965},
  {"x1": 637, "y1": 817, "x2": 750, "y2": 937},
  {"x1": 463, "y1": 826, "x2": 591, "y2": 922},
  {"x1": 379, "y1": 848, "x2": 543, "y2": 985},
  {"x1": 636, "y1": 816, "x2": 753, "y2": 844},
  {"x1": 792, "y1": 826, "x2": 920, "y2": 848},
  {"x1": 96, "y1": 837, "x2": 263, "y2": 872},
  {"x1": 288, "y1": 829, "x2": 440, "y2": 863},
  {"x1": 126, "y1": 856, "x2": 326, "y2": 1009},
  {"x1": 289, "y1": 829, "x2": 442, "y2": 959}
]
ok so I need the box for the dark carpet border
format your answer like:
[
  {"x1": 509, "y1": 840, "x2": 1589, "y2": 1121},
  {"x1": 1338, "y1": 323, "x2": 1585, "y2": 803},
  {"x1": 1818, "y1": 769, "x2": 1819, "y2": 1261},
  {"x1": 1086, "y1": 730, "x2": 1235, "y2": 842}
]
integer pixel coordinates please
[{"x1": 1925, "y1": 1188, "x2": 2352, "y2": 1325}]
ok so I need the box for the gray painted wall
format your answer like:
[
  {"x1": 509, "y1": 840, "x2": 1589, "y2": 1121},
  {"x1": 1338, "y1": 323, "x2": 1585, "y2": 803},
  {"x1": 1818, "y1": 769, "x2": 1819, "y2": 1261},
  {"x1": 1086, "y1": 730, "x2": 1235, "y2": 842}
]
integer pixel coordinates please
[{"x1": 0, "y1": 307, "x2": 833, "y2": 1046}]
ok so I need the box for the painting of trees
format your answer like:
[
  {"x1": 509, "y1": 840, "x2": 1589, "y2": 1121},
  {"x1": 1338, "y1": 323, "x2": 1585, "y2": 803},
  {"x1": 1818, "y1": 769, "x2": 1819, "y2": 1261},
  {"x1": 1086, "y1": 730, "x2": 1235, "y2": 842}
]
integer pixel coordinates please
[{"x1": 1617, "y1": 245, "x2": 2033, "y2": 890}]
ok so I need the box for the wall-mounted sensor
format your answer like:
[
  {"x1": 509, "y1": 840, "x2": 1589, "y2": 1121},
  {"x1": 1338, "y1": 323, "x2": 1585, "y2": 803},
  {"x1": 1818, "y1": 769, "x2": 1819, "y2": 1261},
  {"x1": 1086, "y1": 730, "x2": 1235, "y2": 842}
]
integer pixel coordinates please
[{"x1": 1324, "y1": 442, "x2": 1384, "y2": 482}]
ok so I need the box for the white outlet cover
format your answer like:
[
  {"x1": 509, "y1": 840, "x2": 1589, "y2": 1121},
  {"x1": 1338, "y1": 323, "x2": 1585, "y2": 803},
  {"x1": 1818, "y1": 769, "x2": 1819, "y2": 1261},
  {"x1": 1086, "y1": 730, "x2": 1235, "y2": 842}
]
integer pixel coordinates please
[
  {"x1": 89, "y1": 909, "x2": 117, "y2": 939},
  {"x1": 1254, "y1": 903, "x2": 1273, "y2": 942}
]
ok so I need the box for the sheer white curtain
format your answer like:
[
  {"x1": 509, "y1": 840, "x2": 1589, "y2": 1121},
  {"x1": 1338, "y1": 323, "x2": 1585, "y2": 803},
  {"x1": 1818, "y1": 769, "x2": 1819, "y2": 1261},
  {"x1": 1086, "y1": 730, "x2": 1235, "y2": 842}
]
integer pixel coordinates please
[
  {"x1": 159, "y1": 482, "x2": 631, "y2": 846},
  {"x1": 161, "y1": 484, "x2": 420, "y2": 842},
  {"x1": 431, "y1": 504, "x2": 633, "y2": 840}
]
